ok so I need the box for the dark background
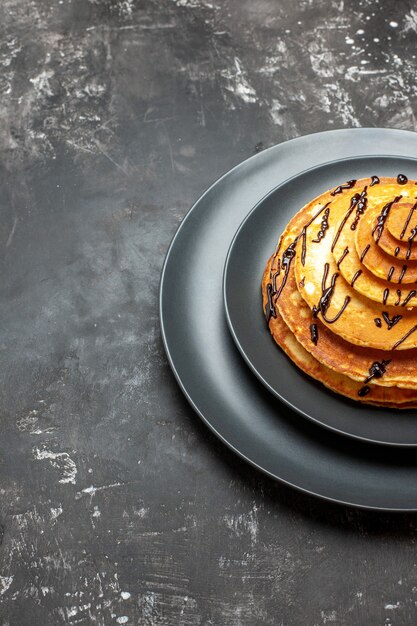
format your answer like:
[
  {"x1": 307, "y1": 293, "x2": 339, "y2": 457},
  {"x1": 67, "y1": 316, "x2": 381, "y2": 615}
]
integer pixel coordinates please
[{"x1": 1, "y1": 0, "x2": 417, "y2": 624}]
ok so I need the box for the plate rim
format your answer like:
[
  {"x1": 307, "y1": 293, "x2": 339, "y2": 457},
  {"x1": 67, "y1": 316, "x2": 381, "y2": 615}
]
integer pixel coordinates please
[
  {"x1": 223, "y1": 154, "x2": 417, "y2": 448},
  {"x1": 160, "y1": 127, "x2": 417, "y2": 511}
]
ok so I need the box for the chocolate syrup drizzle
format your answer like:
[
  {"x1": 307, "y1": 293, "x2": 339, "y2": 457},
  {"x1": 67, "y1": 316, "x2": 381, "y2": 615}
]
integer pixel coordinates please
[
  {"x1": 312, "y1": 263, "x2": 351, "y2": 323},
  {"x1": 365, "y1": 359, "x2": 391, "y2": 383},
  {"x1": 393, "y1": 324, "x2": 417, "y2": 350},
  {"x1": 360, "y1": 244, "x2": 370, "y2": 262},
  {"x1": 350, "y1": 189, "x2": 368, "y2": 231},
  {"x1": 372, "y1": 196, "x2": 402, "y2": 244},
  {"x1": 397, "y1": 174, "x2": 408, "y2": 185},
  {"x1": 398, "y1": 265, "x2": 407, "y2": 283},
  {"x1": 370, "y1": 176, "x2": 380, "y2": 187},
  {"x1": 395, "y1": 289, "x2": 401, "y2": 306},
  {"x1": 331, "y1": 189, "x2": 367, "y2": 252},
  {"x1": 351, "y1": 270, "x2": 362, "y2": 286},
  {"x1": 395, "y1": 246, "x2": 400, "y2": 257},
  {"x1": 387, "y1": 266, "x2": 395, "y2": 281},
  {"x1": 383, "y1": 288, "x2": 389, "y2": 305},
  {"x1": 336, "y1": 247, "x2": 349, "y2": 268},
  {"x1": 406, "y1": 225, "x2": 417, "y2": 260},
  {"x1": 374, "y1": 318, "x2": 382, "y2": 327},
  {"x1": 382, "y1": 311, "x2": 402, "y2": 330},
  {"x1": 399, "y1": 201, "x2": 417, "y2": 239},
  {"x1": 358, "y1": 359, "x2": 391, "y2": 397},
  {"x1": 265, "y1": 283, "x2": 277, "y2": 324},
  {"x1": 270, "y1": 241, "x2": 297, "y2": 308},
  {"x1": 401, "y1": 290, "x2": 417, "y2": 307},
  {"x1": 310, "y1": 323, "x2": 318, "y2": 345},
  {"x1": 330, "y1": 179, "x2": 356, "y2": 196},
  {"x1": 312, "y1": 207, "x2": 330, "y2": 243}
]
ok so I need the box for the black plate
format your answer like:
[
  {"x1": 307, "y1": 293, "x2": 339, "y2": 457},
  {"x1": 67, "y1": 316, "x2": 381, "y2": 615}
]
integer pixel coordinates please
[
  {"x1": 224, "y1": 156, "x2": 417, "y2": 447},
  {"x1": 160, "y1": 128, "x2": 417, "y2": 510}
]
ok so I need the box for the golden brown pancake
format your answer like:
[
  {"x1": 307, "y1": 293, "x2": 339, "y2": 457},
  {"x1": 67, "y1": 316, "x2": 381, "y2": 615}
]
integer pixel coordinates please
[
  {"x1": 262, "y1": 174, "x2": 417, "y2": 404},
  {"x1": 261, "y1": 279, "x2": 417, "y2": 407},
  {"x1": 355, "y1": 205, "x2": 417, "y2": 284},
  {"x1": 377, "y1": 221, "x2": 417, "y2": 260},
  {"x1": 290, "y1": 179, "x2": 417, "y2": 349},
  {"x1": 386, "y1": 201, "x2": 417, "y2": 240},
  {"x1": 331, "y1": 203, "x2": 417, "y2": 306},
  {"x1": 264, "y1": 253, "x2": 417, "y2": 389}
]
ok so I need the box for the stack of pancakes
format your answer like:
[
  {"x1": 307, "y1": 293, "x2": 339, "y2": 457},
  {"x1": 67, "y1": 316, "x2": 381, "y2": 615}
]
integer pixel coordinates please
[{"x1": 262, "y1": 175, "x2": 417, "y2": 407}]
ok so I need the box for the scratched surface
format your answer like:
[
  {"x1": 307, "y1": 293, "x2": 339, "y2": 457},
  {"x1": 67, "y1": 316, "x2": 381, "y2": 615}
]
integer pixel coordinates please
[{"x1": 0, "y1": 0, "x2": 417, "y2": 624}]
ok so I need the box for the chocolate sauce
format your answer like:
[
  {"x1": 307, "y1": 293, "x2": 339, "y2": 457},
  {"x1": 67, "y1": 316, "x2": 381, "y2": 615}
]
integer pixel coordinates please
[
  {"x1": 401, "y1": 290, "x2": 417, "y2": 307},
  {"x1": 299, "y1": 277, "x2": 305, "y2": 288},
  {"x1": 312, "y1": 207, "x2": 330, "y2": 243},
  {"x1": 393, "y1": 324, "x2": 417, "y2": 350},
  {"x1": 387, "y1": 266, "x2": 395, "y2": 281},
  {"x1": 364, "y1": 359, "x2": 391, "y2": 384},
  {"x1": 310, "y1": 323, "x2": 318, "y2": 345},
  {"x1": 350, "y1": 189, "x2": 368, "y2": 231},
  {"x1": 351, "y1": 270, "x2": 362, "y2": 286},
  {"x1": 398, "y1": 265, "x2": 407, "y2": 283},
  {"x1": 274, "y1": 241, "x2": 297, "y2": 302},
  {"x1": 330, "y1": 179, "x2": 356, "y2": 196},
  {"x1": 382, "y1": 311, "x2": 402, "y2": 330},
  {"x1": 312, "y1": 263, "x2": 335, "y2": 318},
  {"x1": 265, "y1": 283, "x2": 277, "y2": 323},
  {"x1": 394, "y1": 246, "x2": 400, "y2": 257},
  {"x1": 336, "y1": 247, "x2": 349, "y2": 268},
  {"x1": 395, "y1": 289, "x2": 401, "y2": 306},
  {"x1": 358, "y1": 386, "x2": 370, "y2": 397},
  {"x1": 360, "y1": 244, "x2": 370, "y2": 262},
  {"x1": 372, "y1": 196, "x2": 402, "y2": 244},
  {"x1": 383, "y1": 288, "x2": 389, "y2": 305},
  {"x1": 406, "y1": 225, "x2": 417, "y2": 260},
  {"x1": 374, "y1": 318, "x2": 382, "y2": 327},
  {"x1": 400, "y1": 202, "x2": 417, "y2": 239},
  {"x1": 370, "y1": 175, "x2": 380, "y2": 187},
  {"x1": 331, "y1": 190, "x2": 365, "y2": 252},
  {"x1": 397, "y1": 174, "x2": 408, "y2": 185},
  {"x1": 312, "y1": 263, "x2": 351, "y2": 323}
]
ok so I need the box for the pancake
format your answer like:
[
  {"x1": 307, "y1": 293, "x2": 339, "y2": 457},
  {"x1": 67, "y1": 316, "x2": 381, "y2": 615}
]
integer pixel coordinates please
[
  {"x1": 377, "y1": 219, "x2": 417, "y2": 260},
  {"x1": 261, "y1": 275, "x2": 417, "y2": 407},
  {"x1": 264, "y1": 252, "x2": 417, "y2": 389},
  {"x1": 262, "y1": 174, "x2": 417, "y2": 405},
  {"x1": 331, "y1": 202, "x2": 417, "y2": 306},
  {"x1": 290, "y1": 178, "x2": 417, "y2": 349},
  {"x1": 355, "y1": 205, "x2": 417, "y2": 283},
  {"x1": 386, "y1": 200, "x2": 417, "y2": 241}
]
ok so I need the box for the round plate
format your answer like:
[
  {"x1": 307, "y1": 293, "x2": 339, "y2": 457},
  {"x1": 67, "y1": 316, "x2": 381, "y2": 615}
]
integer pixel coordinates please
[
  {"x1": 224, "y1": 156, "x2": 417, "y2": 447},
  {"x1": 160, "y1": 128, "x2": 417, "y2": 511}
]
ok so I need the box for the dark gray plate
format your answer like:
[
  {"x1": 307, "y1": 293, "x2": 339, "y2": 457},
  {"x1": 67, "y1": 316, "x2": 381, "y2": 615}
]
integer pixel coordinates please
[
  {"x1": 224, "y1": 157, "x2": 417, "y2": 447},
  {"x1": 160, "y1": 128, "x2": 417, "y2": 511}
]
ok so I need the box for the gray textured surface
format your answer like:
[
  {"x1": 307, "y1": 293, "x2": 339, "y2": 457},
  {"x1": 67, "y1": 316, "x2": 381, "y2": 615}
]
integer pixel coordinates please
[{"x1": 1, "y1": 0, "x2": 417, "y2": 624}]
